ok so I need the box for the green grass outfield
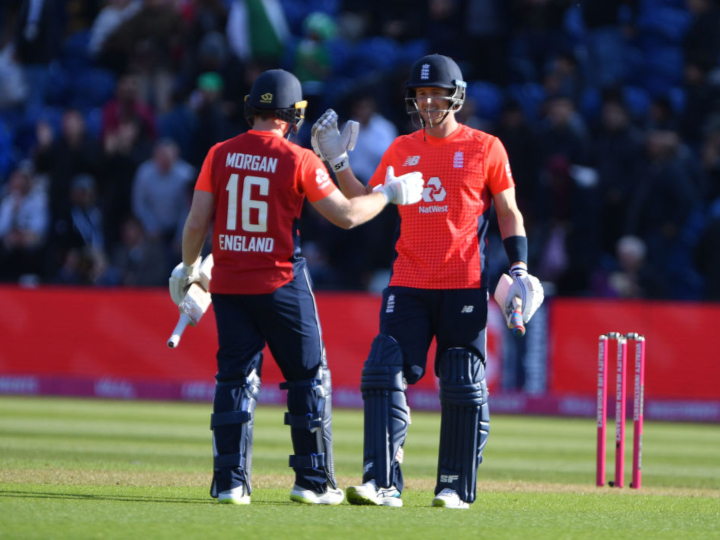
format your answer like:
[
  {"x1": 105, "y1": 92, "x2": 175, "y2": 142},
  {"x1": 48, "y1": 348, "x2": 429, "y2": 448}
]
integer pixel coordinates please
[{"x1": 1, "y1": 396, "x2": 718, "y2": 540}]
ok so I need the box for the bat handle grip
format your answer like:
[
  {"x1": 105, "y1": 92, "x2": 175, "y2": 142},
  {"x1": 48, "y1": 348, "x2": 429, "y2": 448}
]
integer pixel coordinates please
[
  {"x1": 510, "y1": 298, "x2": 526, "y2": 337},
  {"x1": 167, "y1": 313, "x2": 192, "y2": 348}
]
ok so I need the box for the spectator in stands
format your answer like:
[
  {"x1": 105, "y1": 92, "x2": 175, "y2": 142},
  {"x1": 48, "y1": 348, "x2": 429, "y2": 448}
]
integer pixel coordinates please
[
  {"x1": 0, "y1": 160, "x2": 48, "y2": 281},
  {"x1": 346, "y1": 95, "x2": 397, "y2": 184},
  {"x1": 179, "y1": 0, "x2": 228, "y2": 49},
  {"x1": 88, "y1": 0, "x2": 141, "y2": 66},
  {"x1": 101, "y1": 0, "x2": 184, "y2": 112},
  {"x1": 51, "y1": 174, "x2": 114, "y2": 285},
  {"x1": 102, "y1": 72, "x2": 157, "y2": 144},
  {"x1": 494, "y1": 99, "x2": 542, "y2": 226},
  {"x1": 684, "y1": 0, "x2": 720, "y2": 72},
  {"x1": 34, "y1": 108, "x2": 101, "y2": 222},
  {"x1": 101, "y1": 114, "x2": 154, "y2": 248},
  {"x1": 538, "y1": 94, "x2": 596, "y2": 294},
  {"x1": 372, "y1": 0, "x2": 429, "y2": 43},
  {"x1": 463, "y1": 0, "x2": 511, "y2": 84},
  {"x1": 695, "y1": 199, "x2": 720, "y2": 300},
  {"x1": 626, "y1": 131, "x2": 699, "y2": 293},
  {"x1": 679, "y1": 61, "x2": 720, "y2": 148},
  {"x1": 592, "y1": 91, "x2": 644, "y2": 256},
  {"x1": 701, "y1": 123, "x2": 720, "y2": 202},
  {"x1": 427, "y1": 0, "x2": 464, "y2": 70},
  {"x1": 581, "y1": 0, "x2": 636, "y2": 88},
  {"x1": 188, "y1": 71, "x2": 229, "y2": 167},
  {"x1": 12, "y1": 0, "x2": 64, "y2": 114},
  {"x1": 543, "y1": 51, "x2": 584, "y2": 102},
  {"x1": 110, "y1": 215, "x2": 167, "y2": 285},
  {"x1": 131, "y1": 138, "x2": 194, "y2": 261},
  {"x1": 648, "y1": 95, "x2": 679, "y2": 132},
  {"x1": 294, "y1": 11, "x2": 335, "y2": 95},
  {"x1": 226, "y1": 0, "x2": 290, "y2": 64},
  {"x1": 509, "y1": 0, "x2": 573, "y2": 82},
  {"x1": 606, "y1": 235, "x2": 665, "y2": 299}
]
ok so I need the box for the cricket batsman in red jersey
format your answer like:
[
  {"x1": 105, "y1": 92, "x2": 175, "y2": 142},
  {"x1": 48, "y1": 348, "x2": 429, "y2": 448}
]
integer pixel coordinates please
[
  {"x1": 169, "y1": 69, "x2": 424, "y2": 506},
  {"x1": 312, "y1": 55, "x2": 544, "y2": 508}
]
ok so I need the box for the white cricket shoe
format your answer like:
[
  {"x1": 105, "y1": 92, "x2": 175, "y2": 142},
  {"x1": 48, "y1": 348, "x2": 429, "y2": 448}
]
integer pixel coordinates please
[
  {"x1": 346, "y1": 480, "x2": 403, "y2": 507},
  {"x1": 218, "y1": 484, "x2": 250, "y2": 505},
  {"x1": 290, "y1": 485, "x2": 345, "y2": 505},
  {"x1": 432, "y1": 488, "x2": 469, "y2": 509}
]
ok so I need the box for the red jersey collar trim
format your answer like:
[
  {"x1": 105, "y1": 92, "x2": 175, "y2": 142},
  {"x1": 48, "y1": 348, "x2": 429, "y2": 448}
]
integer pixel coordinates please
[
  {"x1": 248, "y1": 129, "x2": 284, "y2": 139},
  {"x1": 420, "y1": 124, "x2": 464, "y2": 146}
]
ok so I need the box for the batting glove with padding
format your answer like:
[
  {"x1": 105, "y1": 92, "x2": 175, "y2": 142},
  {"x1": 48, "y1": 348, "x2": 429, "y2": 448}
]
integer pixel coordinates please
[
  {"x1": 373, "y1": 166, "x2": 424, "y2": 205},
  {"x1": 169, "y1": 257, "x2": 201, "y2": 306},
  {"x1": 311, "y1": 109, "x2": 358, "y2": 172},
  {"x1": 507, "y1": 264, "x2": 545, "y2": 323}
]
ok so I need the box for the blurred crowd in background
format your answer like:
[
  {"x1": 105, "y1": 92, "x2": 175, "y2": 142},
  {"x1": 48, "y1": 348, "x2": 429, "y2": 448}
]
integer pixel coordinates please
[{"x1": 0, "y1": 0, "x2": 719, "y2": 300}]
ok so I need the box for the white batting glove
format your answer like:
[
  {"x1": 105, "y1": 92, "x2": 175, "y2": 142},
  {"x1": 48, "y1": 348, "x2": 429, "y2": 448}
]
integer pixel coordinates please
[
  {"x1": 169, "y1": 257, "x2": 201, "y2": 306},
  {"x1": 311, "y1": 109, "x2": 359, "y2": 172},
  {"x1": 374, "y1": 166, "x2": 424, "y2": 205},
  {"x1": 507, "y1": 264, "x2": 545, "y2": 323}
]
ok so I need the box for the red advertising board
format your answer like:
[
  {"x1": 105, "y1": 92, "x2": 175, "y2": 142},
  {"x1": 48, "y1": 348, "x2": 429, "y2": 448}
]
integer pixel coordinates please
[
  {"x1": 0, "y1": 286, "x2": 504, "y2": 397},
  {"x1": 549, "y1": 299, "x2": 720, "y2": 401},
  {"x1": 1, "y1": 287, "x2": 718, "y2": 422}
]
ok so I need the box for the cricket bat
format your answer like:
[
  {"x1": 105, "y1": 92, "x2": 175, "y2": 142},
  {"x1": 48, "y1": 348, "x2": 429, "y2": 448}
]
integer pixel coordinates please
[
  {"x1": 493, "y1": 273, "x2": 526, "y2": 337},
  {"x1": 167, "y1": 254, "x2": 214, "y2": 348}
]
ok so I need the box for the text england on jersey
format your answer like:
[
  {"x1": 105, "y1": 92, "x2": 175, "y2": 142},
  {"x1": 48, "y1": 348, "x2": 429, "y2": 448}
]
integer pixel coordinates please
[{"x1": 219, "y1": 234, "x2": 275, "y2": 253}]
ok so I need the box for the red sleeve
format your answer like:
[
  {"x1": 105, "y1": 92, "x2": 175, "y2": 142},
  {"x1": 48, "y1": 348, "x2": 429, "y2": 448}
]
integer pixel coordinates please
[
  {"x1": 368, "y1": 142, "x2": 396, "y2": 189},
  {"x1": 484, "y1": 137, "x2": 515, "y2": 194},
  {"x1": 194, "y1": 144, "x2": 219, "y2": 192},
  {"x1": 297, "y1": 150, "x2": 337, "y2": 203}
]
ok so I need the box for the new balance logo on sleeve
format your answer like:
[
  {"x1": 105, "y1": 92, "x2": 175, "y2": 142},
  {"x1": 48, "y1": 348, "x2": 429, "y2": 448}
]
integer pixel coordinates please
[
  {"x1": 460, "y1": 305, "x2": 474, "y2": 313},
  {"x1": 403, "y1": 156, "x2": 420, "y2": 166}
]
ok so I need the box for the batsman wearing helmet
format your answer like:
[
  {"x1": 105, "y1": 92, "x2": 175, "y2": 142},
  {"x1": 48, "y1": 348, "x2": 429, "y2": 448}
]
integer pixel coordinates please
[
  {"x1": 171, "y1": 69, "x2": 424, "y2": 506},
  {"x1": 312, "y1": 55, "x2": 544, "y2": 508}
]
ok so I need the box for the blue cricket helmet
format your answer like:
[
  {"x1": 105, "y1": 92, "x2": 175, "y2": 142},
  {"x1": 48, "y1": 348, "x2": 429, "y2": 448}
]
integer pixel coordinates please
[
  {"x1": 244, "y1": 69, "x2": 307, "y2": 134},
  {"x1": 405, "y1": 54, "x2": 466, "y2": 124}
]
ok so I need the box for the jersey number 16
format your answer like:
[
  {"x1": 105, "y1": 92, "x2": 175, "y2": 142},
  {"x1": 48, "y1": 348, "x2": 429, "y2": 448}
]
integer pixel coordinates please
[{"x1": 226, "y1": 174, "x2": 268, "y2": 233}]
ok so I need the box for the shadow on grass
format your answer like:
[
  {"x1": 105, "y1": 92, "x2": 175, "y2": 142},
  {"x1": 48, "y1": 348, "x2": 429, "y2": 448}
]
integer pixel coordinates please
[
  {"x1": 0, "y1": 489, "x2": 303, "y2": 506},
  {"x1": 0, "y1": 489, "x2": 210, "y2": 504}
]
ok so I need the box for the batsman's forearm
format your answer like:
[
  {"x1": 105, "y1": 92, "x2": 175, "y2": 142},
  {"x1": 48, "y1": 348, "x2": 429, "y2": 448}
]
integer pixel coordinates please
[
  {"x1": 336, "y1": 169, "x2": 372, "y2": 199},
  {"x1": 497, "y1": 210, "x2": 526, "y2": 240},
  {"x1": 182, "y1": 216, "x2": 207, "y2": 266}
]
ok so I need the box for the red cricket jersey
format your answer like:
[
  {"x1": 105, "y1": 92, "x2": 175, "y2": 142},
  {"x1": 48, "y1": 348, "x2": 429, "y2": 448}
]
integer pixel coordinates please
[
  {"x1": 195, "y1": 130, "x2": 336, "y2": 294},
  {"x1": 368, "y1": 124, "x2": 515, "y2": 289}
]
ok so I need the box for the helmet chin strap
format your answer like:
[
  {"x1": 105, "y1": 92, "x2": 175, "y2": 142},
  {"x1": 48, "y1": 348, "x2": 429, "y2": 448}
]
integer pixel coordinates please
[{"x1": 418, "y1": 106, "x2": 452, "y2": 141}]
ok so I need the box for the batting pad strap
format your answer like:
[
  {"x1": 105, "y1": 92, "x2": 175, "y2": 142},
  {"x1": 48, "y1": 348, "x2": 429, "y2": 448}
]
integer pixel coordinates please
[
  {"x1": 214, "y1": 452, "x2": 246, "y2": 469},
  {"x1": 289, "y1": 453, "x2": 326, "y2": 469},
  {"x1": 361, "y1": 366, "x2": 406, "y2": 392},
  {"x1": 280, "y1": 379, "x2": 321, "y2": 390},
  {"x1": 284, "y1": 412, "x2": 322, "y2": 430},
  {"x1": 210, "y1": 411, "x2": 252, "y2": 429},
  {"x1": 439, "y1": 383, "x2": 486, "y2": 406}
]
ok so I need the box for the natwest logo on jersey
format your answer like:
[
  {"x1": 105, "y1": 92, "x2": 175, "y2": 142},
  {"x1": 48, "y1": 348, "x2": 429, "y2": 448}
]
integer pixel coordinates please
[
  {"x1": 419, "y1": 176, "x2": 448, "y2": 214},
  {"x1": 422, "y1": 177, "x2": 446, "y2": 202}
]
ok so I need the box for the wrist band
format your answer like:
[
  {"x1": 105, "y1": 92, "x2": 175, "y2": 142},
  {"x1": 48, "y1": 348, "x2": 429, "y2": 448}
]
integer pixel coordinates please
[{"x1": 503, "y1": 235, "x2": 528, "y2": 265}]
